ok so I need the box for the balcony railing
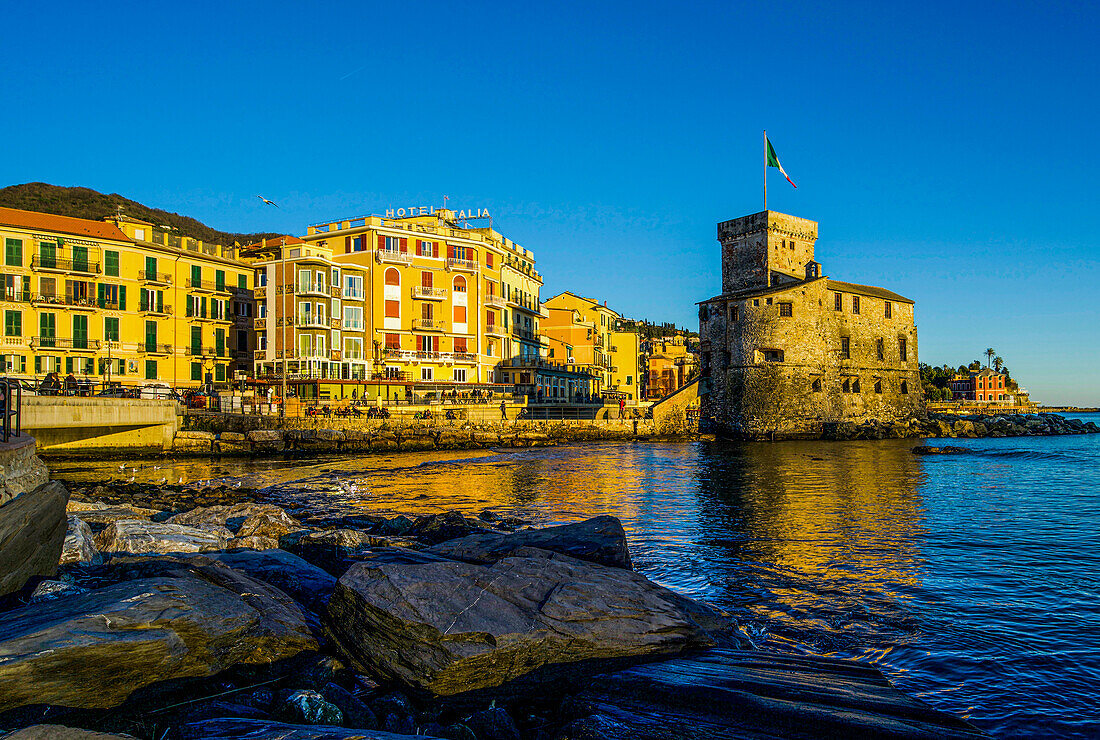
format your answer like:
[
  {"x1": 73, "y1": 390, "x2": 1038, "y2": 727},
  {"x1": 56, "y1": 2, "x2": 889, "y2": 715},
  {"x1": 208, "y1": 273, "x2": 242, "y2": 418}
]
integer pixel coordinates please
[
  {"x1": 486, "y1": 295, "x2": 506, "y2": 309},
  {"x1": 330, "y1": 286, "x2": 342, "y2": 299},
  {"x1": 376, "y1": 249, "x2": 412, "y2": 265},
  {"x1": 254, "y1": 285, "x2": 267, "y2": 299},
  {"x1": 297, "y1": 282, "x2": 329, "y2": 296},
  {"x1": 30, "y1": 337, "x2": 101, "y2": 350},
  {"x1": 140, "y1": 343, "x2": 173, "y2": 355},
  {"x1": 512, "y1": 327, "x2": 536, "y2": 340},
  {"x1": 0, "y1": 290, "x2": 32, "y2": 303},
  {"x1": 412, "y1": 286, "x2": 447, "y2": 300},
  {"x1": 342, "y1": 289, "x2": 365, "y2": 300},
  {"x1": 32, "y1": 294, "x2": 98, "y2": 310},
  {"x1": 294, "y1": 315, "x2": 330, "y2": 329},
  {"x1": 32, "y1": 256, "x2": 100, "y2": 274},
  {"x1": 485, "y1": 324, "x2": 507, "y2": 337},
  {"x1": 411, "y1": 318, "x2": 446, "y2": 331},
  {"x1": 189, "y1": 278, "x2": 232, "y2": 293},
  {"x1": 446, "y1": 257, "x2": 478, "y2": 272},
  {"x1": 342, "y1": 321, "x2": 365, "y2": 331},
  {"x1": 254, "y1": 349, "x2": 267, "y2": 361},
  {"x1": 140, "y1": 270, "x2": 173, "y2": 284},
  {"x1": 139, "y1": 300, "x2": 172, "y2": 315},
  {"x1": 186, "y1": 345, "x2": 216, "y2": 357}
]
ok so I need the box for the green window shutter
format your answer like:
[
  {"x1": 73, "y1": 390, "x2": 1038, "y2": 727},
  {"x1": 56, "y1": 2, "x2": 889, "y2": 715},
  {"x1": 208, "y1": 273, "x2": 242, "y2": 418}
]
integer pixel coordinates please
[
  {"x1": 201, "y1": 296, "x2": 207, "y2": 318},
  {"x1": 40, "y1": 242, "x2": 56, "y2": 269},
  {"x1": 215, "y1": 364, "x2": 225, "y2": 382},
  {"x1": 145, "y1": 360, "x2": 157, "y2": 380},
  {"x1": 97, "y1": 283, "x2": 106, "y2": 308},
  {"x1": 105, "y1": 251, "x2": 119, "y2": 277},
  {"x1": 119, "y1": 285, "x2": 126, "y2": 311},
  {"x1": 14, "y1": 312, "x2": 21, "y2": 337},
  {"x1": 73, "y1": 245, "x2": 88, "y2": 273},
  {"x1": 34, "y1": 356, "x2": 41, "y2": 374},
  {"x1": 145, "y1": 256, "x2": 156, "y2": 277},
  {"x1": 191, "y1": 265, "x2": 201, "y2": 287},
  {"x1": 145, "y1": 320, "x2": 157, "y2": 350},
  {"x1": 216, "y1": 270, "x2": 225, "y2": 290},
  {"x1": 238, "y1": 274, "x2": 246, "y2": 291},
  {"x1": 156, "y1": 290, "x2": 162, "y2": 312},
  {"x1": 191, "y1": 362, "x2": 201, "y2": 381}
]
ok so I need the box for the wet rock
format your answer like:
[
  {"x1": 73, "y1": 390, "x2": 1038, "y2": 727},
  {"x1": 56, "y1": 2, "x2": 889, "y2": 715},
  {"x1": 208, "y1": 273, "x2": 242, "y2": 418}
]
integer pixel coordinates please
[
  {"x1": 383, "y1": 713, "x2": 416, "y2": 735},
  {"x1": 237, "y1": 509, "x2": 301, "y2": 539},
  {"x1": 285, "y1": 529, "x2": 419, "y2": 576},
  {"x1": 0, "y1": 480, "x2": 69, "y2": 596},
  {"x1": 375, "y1": 514, "x2": 414, "y2": 536},
  {"x1": 911, "y1": 445, "x2": 973, "y2": 455},
  {"x1": 278, "y1": 689, "x2": 343, "y2": 725},
  {"x1": 227, "y1": 535, "x2": 281, "y2": 550},
  {"x1": 1, "y1": 727, "x2": 137, "y2": 739},
  {"x1": 94, "y1": 519, "x2": 228, "y2": 555},
  {"x1": 427, "y1": 515, "x2": 633, "y2": 570},
  {"x1": 0, "y1": 560, "x2": 319, "y2": 711},
  {"x1": 248, "y1": 429, "x2": 286, "y2": 452},
  {"x1": 29, "y1": 578, "x2": 86, "y2": 603},
  {"x1": 207, "y1": 548, "x2": 338, "y2": 616},
  {"x1": 60, "y1": 515, "x2": 100, "y2": 564},
  {"x1": 407, "y1": 511, "x2": 489, "y2": 545},
  {"x1": 178, "y1": 718, "x2": 439, "y2": 738},
  {"x1": 465, "y1": 707, "x2": 521, "y2": 740},
  {"x1": 561, "y1": 648, "x2": 987, "y2": 739},
  {"x1": 174, "y1": 430, "x2": 215, "y2": 452},
  {"x1": 168, "y1": 503, "x2": 292, "y2": 535},
  {"x1": 326, "y1": 548, "x2": 719, "y2": 696},
  {"x1": 179, "y1": 699, "x2": 270, "y2": 723},
  {"x1": 321, "y1": 682, "x2": 378, "y2": 728}
]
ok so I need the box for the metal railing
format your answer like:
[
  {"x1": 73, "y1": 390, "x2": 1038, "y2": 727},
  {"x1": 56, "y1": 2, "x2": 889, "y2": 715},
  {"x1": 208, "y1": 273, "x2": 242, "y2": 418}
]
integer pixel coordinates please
[
  {"x1": 376, "y1": 249, "x2": 412, "y2": 265},
  {"x1": 32, "y1": 256, "x2": 100, "y2": 273},
  {"x1": 446, "y1": 257, "x2": 478, "y2": 271},
  {"x1": 30, "y1": 337, "x2": 101, "y2": 350},
  {"x1": 0, "y1": 377, "x2": 22, "y2": 443},
  {"x1": 412, "y1": 286, "x2": 447, "y2": 300},
  {"x1": 411, "y1": 318, "x2": 446, "y2": 331},
  {"x1": 139, "y1": 270, "x2": 173, "y2": 284},
  {"x1": 139, "y1": 300, "x2": 172, "y2": 315}
]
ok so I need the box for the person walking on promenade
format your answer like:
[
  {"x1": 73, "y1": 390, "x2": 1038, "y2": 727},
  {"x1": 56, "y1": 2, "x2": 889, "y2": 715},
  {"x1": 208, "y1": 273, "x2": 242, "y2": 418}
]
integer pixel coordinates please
[
  {"x1": 500, "y1": 399, "x2": 508, "y2": 421},
  {"x1": 619, "y1": 398, "x2": 626, "y2": 418}
]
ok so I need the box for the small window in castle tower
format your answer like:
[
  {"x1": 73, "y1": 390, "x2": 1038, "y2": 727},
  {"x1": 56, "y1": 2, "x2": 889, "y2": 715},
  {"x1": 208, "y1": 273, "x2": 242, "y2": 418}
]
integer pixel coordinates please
[
  {"x1": 842, "y1": 378, "x2": 850, "y2": 393},
  {"x1": 840, "y1": 336, "x2": 851, "y2": 359},
  {"x1": 898, "y1": 337, "x2": 908, "y2": 361},
  {"x1": 874, "y1": 380, "x2": 883, "y2": 394},
  {"x1": 901, "y1": 380, "x2": 909, "y2": 394},
  {"x1": 834, "y1": 293, "x2": 843, "y2": 311},
  {"x1": 811, "y1": 378, "x2": 822, "y2": 392},
  {"x1": 762, "y1": 349, "x2": 783, "y2": 362},
  {"x1": 753, "y1": 299, "x2": 759, "y2": 306},
  {"x1": 876, "y1": 338, "x2": 885, "y2": 361},
  {"x1": 852, "y1": 296, "x2": 861, "y2": 314},
  {"x1": 885, "y1": 301, "x2": 892, "y2": 318},
  {"x1": 852, "y1": 379, "x2": 861, "y2": 393},
  {"x1": 730, "y1": 305, "x2": 739, "y2": 321},
  {"x1": 779, "y1": 303, "x2": 792, "y2": 317}
]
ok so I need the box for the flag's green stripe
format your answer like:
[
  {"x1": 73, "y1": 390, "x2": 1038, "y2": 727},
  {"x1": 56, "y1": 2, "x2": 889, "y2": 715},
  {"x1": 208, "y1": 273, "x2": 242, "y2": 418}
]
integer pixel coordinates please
[{"x1": 766, "y1": 138, "x2": 781, "y2": 168}]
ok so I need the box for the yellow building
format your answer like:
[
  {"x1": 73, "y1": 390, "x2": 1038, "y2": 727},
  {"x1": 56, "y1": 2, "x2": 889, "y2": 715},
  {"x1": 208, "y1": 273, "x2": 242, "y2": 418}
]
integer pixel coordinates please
[
  {"x1": 645, "y1": 335, "x2": 698, "y2": 399},
  {"x1": 541, "y1": 292, "x2": 641, "y2": 401},
  {"x1": 248, "y1": 208, "x2": 541, "y2": 398},
  {"x1": 0, "y1": 207, "x2": 253, "y2": 389}
]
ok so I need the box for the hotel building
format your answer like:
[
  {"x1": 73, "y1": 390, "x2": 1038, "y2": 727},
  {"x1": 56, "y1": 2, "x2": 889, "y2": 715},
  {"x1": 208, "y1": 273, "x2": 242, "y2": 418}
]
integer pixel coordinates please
[{"x1": 0, "y1": 206, "x2": 253, "y2": 388}]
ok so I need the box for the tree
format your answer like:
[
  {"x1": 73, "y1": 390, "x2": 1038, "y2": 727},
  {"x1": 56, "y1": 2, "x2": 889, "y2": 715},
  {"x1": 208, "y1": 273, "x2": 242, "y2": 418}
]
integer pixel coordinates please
[
  {"x1": 968, "y1": 360, "x2": 981, "y2": 371},
  {"x1": 993, "y1": 356, "x2": 1004, "y2": 372},
  {"x1": 985, "y1": 347, "x2": 996, "y2": 367}
]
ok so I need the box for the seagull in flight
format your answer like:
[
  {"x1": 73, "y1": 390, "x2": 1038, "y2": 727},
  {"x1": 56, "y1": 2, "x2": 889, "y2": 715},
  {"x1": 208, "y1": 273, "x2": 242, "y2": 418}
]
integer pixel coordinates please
[{"x1": 257, "y1": 195, "x2": 279, "y2": 208}]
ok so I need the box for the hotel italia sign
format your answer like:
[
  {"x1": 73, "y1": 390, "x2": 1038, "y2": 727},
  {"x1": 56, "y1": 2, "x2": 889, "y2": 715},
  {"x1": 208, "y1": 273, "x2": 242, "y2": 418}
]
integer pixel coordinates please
[{"x1": 385, "y1": 206, "x2": 490, "y2": 220}]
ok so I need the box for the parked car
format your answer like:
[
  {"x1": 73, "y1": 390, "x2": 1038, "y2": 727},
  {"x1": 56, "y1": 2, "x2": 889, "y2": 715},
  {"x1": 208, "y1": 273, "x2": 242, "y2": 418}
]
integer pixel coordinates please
[{"x1": 138, "y1": 382, "x2": 177, "y2": 401}]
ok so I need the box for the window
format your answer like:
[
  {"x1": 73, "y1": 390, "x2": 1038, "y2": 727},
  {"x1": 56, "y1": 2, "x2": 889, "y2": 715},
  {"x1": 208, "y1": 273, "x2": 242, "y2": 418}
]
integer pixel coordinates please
[
  {"x1": 5, "y1": 239, "x2": 22, "y2": 267},
  {"x1": 255, "y1": 268, "x2": 266, "y2": 287},
  {"x1": 454, "y1": 337, "x2": 467, "y2": 353},
  {"x1": 4, "y1": 310, "x2": 20, "y2": 337},
  {"x1": 191, "y1": 265, "x2": 201, "y2": 288},
  {"x1": 385, "y1": 333, "x2": 400, "y2": 349},
  {"x1": 215, "y1": 364, "x2": 225, "y2": 382},
  {"x1": 876, "y1": 338, "x2": 885, "y2": 361},
  {"x1": 343, "y1": 306, "x2": 363, "y2": 329},
  {"x1": 421, "y1": 303, "x2": 434, "y2": 320},
  {"x1": 486, "y1": 310, "x2": 495, "y2": 327},
  {"x1": 39, "y1": 313, "x2": 56, "y2": 347},
  {"x1": 779, "y1": 302, "x2": 792, "y2": 317},
  {"x1": 486, "y1": 252, "x2": 493, "y2": 268},
  {"x1": 145, "y1": 360, "x2": 157, "y2": 379},
  {"x1": 385, "y1": 300, "x2": 400, "y2": 318},
  {"x1": 145, "y1": 320, "x2": 158, "y2": 351},
  {"x1": 699, "y1": 305, "x2": 709, "y2": 322},
  {"x1": 762, "y1": 349, "x2": 784, "y2": 362},
  {"x1": 852, "y1": 379, "x2": 861, "y2": 393},
  {"x1": 191, "y1": 362, "x2": 202, "y2": 381},
  {"x1": 752, "y1": 299, "x2": 759, "y2": 306},
  {"x1": 874, "y1": 380, "x2": 883, "y2": 394},
  {"x1": 104, "y1": 317, "x2": 119, "y2": 343},
  {"x1": 730, "y1": 305, "x2": 739, "y2": 321},
  {"x1": 344, "y1": 274, "x2": 363, "y2": 298},
  {"x1": 842, "y1": 378, "x2": 850, "y2": 393},
  {"x1": 237, "y1": 330, "x2": 248, "y2": 353},
  {"x1": 811, "y1": 378, "x2": 822, "y2": 392},
  {"x1": 834, "y1": 293, "x2": 842, "y2": 311},
  {"x1": 884, "y1": 301, "x2": 892, "y2": 319},
  {"x1": 72, "y1": 315, "x2": 88, "y2": 350},
  {"x1": 898, "y1": 337, "x2": 908, "y2": 362},
  {"x1": 421, "y1": 367, "x2": 433, "y2": 381},
  {"x1": 133, "y1": 228, "x2": 146, "y2": 241},
  {"x1": 385, "y1": 268, "x2": 400, "y2": 286},
  {"x1": 146, "y1": 256, "x2": 157, "y2": 278},
  {"x1": 901, "y1": 380, "x2": 909, "y2": 394},
  {"x1": 38, "y1": 241, "x2": 56, "y2": 270},
  {"x1": 852, "y1": 296, "x2": 860, "y2": 314},
  {"x1": 840, "y1": 336, "x2": 850, "y2": 359},
  {"x1": 421, "y1": 271, "x2": 433, "y2": 288},
  {"x1": 104, "y1": 251, "x2": 119, "y2": 277},
  {"x1": 453, "y1": 305, "x2": 467, "y2": 322},
  {"x1": 238, "y1": 274, "x2": 247, "y2": 291},
  {"x1": 453, "y1": 368, "x2": 467, "y2": 382}
]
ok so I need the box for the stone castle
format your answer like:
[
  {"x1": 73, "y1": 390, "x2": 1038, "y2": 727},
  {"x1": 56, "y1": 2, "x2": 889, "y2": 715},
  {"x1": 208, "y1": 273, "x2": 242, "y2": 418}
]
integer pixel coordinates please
[{"x1": 698, "y1": 211, "x2": 924, "y2": 438}]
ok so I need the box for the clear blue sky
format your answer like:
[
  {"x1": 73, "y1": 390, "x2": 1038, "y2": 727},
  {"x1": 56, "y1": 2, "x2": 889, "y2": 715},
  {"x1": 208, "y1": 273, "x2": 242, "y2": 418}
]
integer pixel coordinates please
[{"x1": 1, "y1": 1, "x2": 1096, "y2": 404}]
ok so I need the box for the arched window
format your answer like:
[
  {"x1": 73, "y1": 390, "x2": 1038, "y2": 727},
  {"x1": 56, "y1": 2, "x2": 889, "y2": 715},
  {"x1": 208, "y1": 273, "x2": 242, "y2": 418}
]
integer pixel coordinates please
[
  {"x1": 453, "y1": 275, "x2": 466, "y2": 292},
  {"x1": 852, "y1": 379, "x2": 861, "y2": 393},
  {"x1": 385, "y1": 268, "x2": 400, "y2": 286}
]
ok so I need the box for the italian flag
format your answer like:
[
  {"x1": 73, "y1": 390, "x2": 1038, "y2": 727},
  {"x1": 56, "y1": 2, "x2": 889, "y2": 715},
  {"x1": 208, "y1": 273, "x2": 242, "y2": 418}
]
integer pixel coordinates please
[{"x1": 766, "y1": 135, "x2": 796, "y2": 188}]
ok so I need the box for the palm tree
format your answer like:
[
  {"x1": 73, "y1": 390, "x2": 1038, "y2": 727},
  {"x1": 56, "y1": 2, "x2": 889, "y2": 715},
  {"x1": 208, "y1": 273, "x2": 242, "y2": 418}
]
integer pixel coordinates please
[
  {"x1": 985, "y1": 347, "x2": 996, "y2": 368},
  {"x1": 993, "y1": 356, "x2": 1004, "y2": 372}
]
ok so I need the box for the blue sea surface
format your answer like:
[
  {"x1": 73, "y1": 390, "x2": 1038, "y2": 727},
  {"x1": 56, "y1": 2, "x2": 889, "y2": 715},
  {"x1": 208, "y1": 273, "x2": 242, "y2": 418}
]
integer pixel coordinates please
[{"x1": 52, "y1": 413, "x2": 1100, "y2": 737}]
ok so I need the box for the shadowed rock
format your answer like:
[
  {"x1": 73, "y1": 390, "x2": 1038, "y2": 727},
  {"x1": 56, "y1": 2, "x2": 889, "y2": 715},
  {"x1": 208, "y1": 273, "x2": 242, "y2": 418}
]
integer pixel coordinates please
[
  {"x1": 558, "y1": 648, "x2": 988, "y2": 739},
  {"x1": 325, "y1": 548, "x2": 722, "y2": 696},
  {"x1": 177, "y1": 718, "x2": 437, "y2": 738},
  {"x1": 0, "y1": 560, "x2": 319, "y2": 711},
  {"x1": 94, "y1": 519, "x2": 229, "y2": 555},
  {"x1": 427, "y1": 515, "x2": 633, "y2": 570},
  {"x1": 0, "y1": 480, "x2": 69, "y2": 596},
  {"x1": 1, "y1": 727, "x2": 136, "y2": 739},
  {"x1": 205, "y1": 549, "x2": 338, "y2": 615},
  {"x1": 60, "y1": 515, "x2": 99, "y2": 565}
]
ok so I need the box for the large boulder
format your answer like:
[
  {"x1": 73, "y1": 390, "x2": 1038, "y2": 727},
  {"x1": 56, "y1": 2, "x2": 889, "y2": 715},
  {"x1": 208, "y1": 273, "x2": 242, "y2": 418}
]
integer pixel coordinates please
[
  {"x1": 0, "y1": 560, "x2": 319, "y2": 711},
  {"x1": 206, "y1": 549, "x2": 338, "y2": 615},
  {"x1": 326, "y1": 548, "x2": 722, "y2": 696},
  {"x1": 0, "y1": 480, "x2": 69, "y2": 596},
  {"x1": 1, "y1": 727, "x2": 136, "y2": 739},
  {"x1": 558, "y1": 648, "x2": 987, "y2": 739},
  {"x1": 406, "y1": 511, "x2": 490, "y2": 545},
  {"x1": 427, "y1": 515, "x2": 633, "y2": 570},
  {"x1": 94, "y1": 519, "x2": 228, "y2": 555},
  {"x1": 284, "y1": 529, "x2": 418, "y2": 576},
  {"x1": 168, "y1": 503, "x2": 296, "y2": 535},
  {"x1": 178, "y1": 718, "x2": 437, "y2": 738},
  {"x1": 60, "y1": 515, "x2": 100, "y2": 565}
]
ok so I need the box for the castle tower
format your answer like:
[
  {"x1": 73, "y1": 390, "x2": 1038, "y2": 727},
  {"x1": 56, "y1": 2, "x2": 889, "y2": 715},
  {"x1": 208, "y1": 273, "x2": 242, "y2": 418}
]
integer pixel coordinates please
[{"x1": 717, "y1": 211, "x2": 819, "y2": 292}]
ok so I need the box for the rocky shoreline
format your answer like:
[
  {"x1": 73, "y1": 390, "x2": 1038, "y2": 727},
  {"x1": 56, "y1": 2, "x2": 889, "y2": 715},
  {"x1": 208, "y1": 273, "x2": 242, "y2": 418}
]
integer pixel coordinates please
[
  {"x1": 0, "y1": 480, "x2": 989, "y2": 739},
  {"x1": 825, "y1": 411, "x2": 1099, "y2": 441}
]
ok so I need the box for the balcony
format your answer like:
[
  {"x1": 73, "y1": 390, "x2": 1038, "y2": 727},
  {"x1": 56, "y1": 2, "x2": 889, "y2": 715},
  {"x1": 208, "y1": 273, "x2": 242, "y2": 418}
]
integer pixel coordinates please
[
  {"x1": 0, "y1": 290, "x2": 32, "y2": 304},
  {"x1": 294, "y1": 315, "x2": 330, "y2": 329},
  {"x1": 511, "y1": 327, "x2": 536, "y2": 341},
  {"x1": 452, "y1": 352, "x2": 477, "y2": 363},
  {"x1": 185, "y1": 345, "x2": 217, "y2": 357},
  {"x1": 141, "y1": 342, "x2": 173, "y2": 355},
  {"x1": 0, "y1": 337, "x2": 25, "y2": 347},
  {"x1": 342, "y1": 290, "x2": 365, "y2": 301},
  {"x1": 330, "y1": 286, "x2": 342, "y2": 299},
  {"x1": 32, "y1": 294, "x2": 98, "y2": 310},
  {"x1": 342, "y1": 322, "x2": 365, "y2": 332},
  {"x1": 411, "y1": 318, "x2": 446, "y2": 332},
  {"x1": 139, "y1": 300, "x2": 172, "y2": 316},
  {"x1": 254, "y1": 349, "x2": 267, "y2": 361},
  {"x1": 140, "y1": 270, "x2": 173, "y2": 285},
  {"x1": 446, "y1": 257, "x2": 478, "y2": 272},
  {"x1": 32, "y1": 256, "x2": 100, "y2": 274},
  {"x1": 412, "y1": 286, "x2": 447, "y2": 300},
  {"x1": 297, "y1": 282, "x2": 329, "y2": 298},
  {"x1": 254, "y1": 285, "x2": 267, "y2": 299},
  {"x1": 189, "y1": 278, "x2": 232, "y2": 294},
  {"x1": 486, "y1": 295, "x2": 506, "y2": 309},
  {"x1": 485, "y1": 324, "x2": 507, "y2": 338},
  {"x1": 30, "y1": 337, "x2": 101, "y2": 351},
  {"x1": 376, "y1": 249, "x2": 412, "y2": 265}
]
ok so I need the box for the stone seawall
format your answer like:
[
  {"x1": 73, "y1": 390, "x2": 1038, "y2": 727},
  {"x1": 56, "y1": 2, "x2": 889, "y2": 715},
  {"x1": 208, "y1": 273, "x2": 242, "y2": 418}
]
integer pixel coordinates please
[{"x1": 165, "y1": 413, "x2": 704, "y2": 456}]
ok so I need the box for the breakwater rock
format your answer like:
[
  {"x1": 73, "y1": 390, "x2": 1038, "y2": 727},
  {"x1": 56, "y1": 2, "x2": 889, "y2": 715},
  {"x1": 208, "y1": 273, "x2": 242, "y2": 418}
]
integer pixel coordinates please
[
  {"x1": 0, "y1": 492, "x2": 988, "y2": 739},
  {"x1": 825, "y1": 412, "x2": 1098, "y2": 441}
]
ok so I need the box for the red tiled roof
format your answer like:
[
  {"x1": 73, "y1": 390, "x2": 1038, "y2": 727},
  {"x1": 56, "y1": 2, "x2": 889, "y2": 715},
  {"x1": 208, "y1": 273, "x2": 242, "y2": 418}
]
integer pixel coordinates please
[
  {"x1": 240, "y1": 235, "x2": 304, "y2": 251},
  {"x1": 0, "y1": 206, "x2": 131, "y2": 242}
]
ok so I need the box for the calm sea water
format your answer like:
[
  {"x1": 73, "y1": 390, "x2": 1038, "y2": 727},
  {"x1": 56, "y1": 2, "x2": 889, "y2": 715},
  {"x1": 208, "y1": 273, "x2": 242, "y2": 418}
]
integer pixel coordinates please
[{"x1": 51, "y1": 413, "x2": 1100, "y2": 738}]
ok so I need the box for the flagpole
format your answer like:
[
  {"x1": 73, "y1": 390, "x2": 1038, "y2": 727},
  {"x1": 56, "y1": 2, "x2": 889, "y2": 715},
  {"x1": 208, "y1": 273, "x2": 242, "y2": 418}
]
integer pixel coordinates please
[{"x1": 762, "y1": 130, "x2": 767, "y2": 212}]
